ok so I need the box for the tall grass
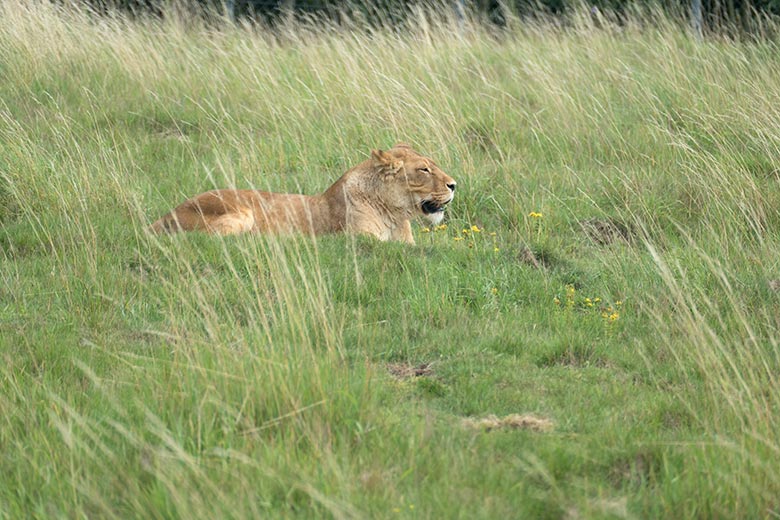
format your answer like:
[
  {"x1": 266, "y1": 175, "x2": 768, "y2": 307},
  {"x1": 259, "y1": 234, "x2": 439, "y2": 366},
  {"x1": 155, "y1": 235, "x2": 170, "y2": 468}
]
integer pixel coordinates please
[{"x1": 2, "y1": 0, "x2": 780, "y2": 517}]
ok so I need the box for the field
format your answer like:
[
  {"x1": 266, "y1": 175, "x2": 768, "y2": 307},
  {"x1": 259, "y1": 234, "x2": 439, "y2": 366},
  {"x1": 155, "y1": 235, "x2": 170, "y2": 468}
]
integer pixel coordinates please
[{"x1": 2, "y1": 1, "x2": 780, "y2": 518}]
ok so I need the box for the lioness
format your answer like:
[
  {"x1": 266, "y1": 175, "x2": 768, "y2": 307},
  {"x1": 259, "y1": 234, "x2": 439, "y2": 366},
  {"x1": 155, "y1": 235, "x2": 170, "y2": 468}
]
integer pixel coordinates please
[{"x1": 150, "y1": 143, "x2": 456, "y2": 244}]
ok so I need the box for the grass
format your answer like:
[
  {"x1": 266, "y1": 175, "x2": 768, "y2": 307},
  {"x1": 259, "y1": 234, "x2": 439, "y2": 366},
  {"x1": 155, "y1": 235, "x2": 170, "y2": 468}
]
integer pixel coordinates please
[{"x1": 2, "y1": 1, "x2": 780, "y2": 517}]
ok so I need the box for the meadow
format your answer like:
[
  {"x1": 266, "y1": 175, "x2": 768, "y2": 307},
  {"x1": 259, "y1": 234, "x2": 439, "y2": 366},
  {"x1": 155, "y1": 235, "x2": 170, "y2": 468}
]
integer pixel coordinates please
[{"x1": 1, "y1": 1, "x2": 779, "y2": 517}]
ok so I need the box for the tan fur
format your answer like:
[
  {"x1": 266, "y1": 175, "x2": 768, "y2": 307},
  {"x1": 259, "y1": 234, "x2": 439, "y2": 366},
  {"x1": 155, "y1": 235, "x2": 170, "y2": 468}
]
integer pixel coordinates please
[{"x1": 150, "y1": 144, "x2": 456, "y2": 244}]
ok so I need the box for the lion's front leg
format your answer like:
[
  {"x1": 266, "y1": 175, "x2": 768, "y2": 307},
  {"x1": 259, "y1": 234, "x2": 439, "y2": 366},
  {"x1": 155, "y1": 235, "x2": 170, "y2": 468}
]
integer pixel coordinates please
[{"x1": 390, "y1": 220, "x2": 415, "y2": 244}]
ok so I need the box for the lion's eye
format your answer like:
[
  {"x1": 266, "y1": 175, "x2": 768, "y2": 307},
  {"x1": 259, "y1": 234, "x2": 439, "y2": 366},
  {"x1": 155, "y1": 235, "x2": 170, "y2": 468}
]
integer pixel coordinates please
[{"x1": 418, "y1": 167, "x2": 431, "y2": 174}]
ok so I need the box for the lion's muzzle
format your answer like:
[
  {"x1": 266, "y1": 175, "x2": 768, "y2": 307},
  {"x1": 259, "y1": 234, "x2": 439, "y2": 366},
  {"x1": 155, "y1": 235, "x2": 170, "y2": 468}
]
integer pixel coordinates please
[{"x1": 421, "y1": 200, "x2": 446, "y2": 215}]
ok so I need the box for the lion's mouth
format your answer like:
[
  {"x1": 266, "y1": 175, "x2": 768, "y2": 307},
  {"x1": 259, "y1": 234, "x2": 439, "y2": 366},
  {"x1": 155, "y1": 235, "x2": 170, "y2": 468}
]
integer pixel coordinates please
[{"x1": 421, "y1": 200, "x2": 446, "y2": 215}]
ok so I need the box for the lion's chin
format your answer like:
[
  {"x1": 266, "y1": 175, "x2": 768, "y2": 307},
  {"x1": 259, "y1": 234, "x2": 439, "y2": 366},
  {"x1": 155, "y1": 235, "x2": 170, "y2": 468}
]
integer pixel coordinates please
[
  {"x1": 424, "y1": 210, "x2": 445, "y2": 225},
  {"x1": 420, "y1": 200, "x2": 448, "y2": 225}
]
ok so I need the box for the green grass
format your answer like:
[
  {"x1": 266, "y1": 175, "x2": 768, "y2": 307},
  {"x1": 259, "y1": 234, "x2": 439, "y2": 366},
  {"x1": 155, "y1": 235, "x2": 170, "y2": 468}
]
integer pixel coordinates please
[{"x1": 2, "y1": 1, "x2": 780, "y2": 518}]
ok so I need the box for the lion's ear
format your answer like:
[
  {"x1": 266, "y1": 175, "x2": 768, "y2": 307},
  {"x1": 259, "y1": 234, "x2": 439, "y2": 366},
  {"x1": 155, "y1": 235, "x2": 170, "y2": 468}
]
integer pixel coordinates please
[
  {"x1": 371, "y1": 149, "x2": 393, "y2": 166},
  {"x1": 371, "y1": 149, "x2": 403, "y2": 176},
  {"x1": 388, "y1": 160, "x2": 404, "y2": 175}
]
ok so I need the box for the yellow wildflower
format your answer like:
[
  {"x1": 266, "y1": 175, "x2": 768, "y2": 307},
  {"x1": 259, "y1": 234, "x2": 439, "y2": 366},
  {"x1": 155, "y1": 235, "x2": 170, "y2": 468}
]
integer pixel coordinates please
[
  {"x1": 462, "y1": 229, "x2": 470, "y2": 235},
  {"x1": 454, "y1": 236, "x2": 464, "y2": 241},
  {"x1": 565, "y1": 285, "x2": 575, "y2": 308},
  {"x1": 489, "y1": 231, "x2": 497, "y2": 236},
  {"x1": 491, "y1": 288, "x2": 498, "y2": 295},
  {"x1": 609, "y1": 312, "x2": 619, "y2": 321},
  {"x1": 494, "y1": 247, "x2": 500, "y2": 252},
  {"x1": 421, "y1": 227, "x2": 431, "y2": 233},
  {"x1": 471, "y1": 225, "x2": 482, "y2": 233},
  {"x1": 435, "y1": 224, "x2": 448, "y2": 231},
  {"x1": 528, "y1": 212, "x2": 543, "y2": 218}
]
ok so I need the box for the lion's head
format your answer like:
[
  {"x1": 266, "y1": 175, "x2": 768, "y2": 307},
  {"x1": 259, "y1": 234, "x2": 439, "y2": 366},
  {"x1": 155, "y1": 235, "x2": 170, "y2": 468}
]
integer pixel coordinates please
[{"x1": 371, "y1": 143, "x2": 456, "y2": 225}]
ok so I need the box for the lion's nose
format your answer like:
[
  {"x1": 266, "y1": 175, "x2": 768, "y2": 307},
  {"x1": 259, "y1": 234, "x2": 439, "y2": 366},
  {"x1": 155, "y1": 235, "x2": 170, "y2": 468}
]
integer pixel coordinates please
[{"x1": 447, "y1": 183, "x2": 456, "y2": 192}]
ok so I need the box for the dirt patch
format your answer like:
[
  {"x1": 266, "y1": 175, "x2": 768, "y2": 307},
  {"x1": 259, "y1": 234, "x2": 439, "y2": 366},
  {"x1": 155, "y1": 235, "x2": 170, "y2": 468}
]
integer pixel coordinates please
[
  {"x1": 0, "y1": 192, "x2": 20, "y2": 224},
  {"x1": 386, "y1": 362, "x2": 433, "y2": 379},
  {"x1": 768, "y1": 279, "x2": 780, "y2": 292},
  {"x1": 535, "y1": 347, "x2": 611, "y2": 369},
  {"x1": 462, "y1": 414, "x2": 554, "y2": 433},
  {"x1": 143, "y1": 117, "x2": 197, "y2": 142},
  {"x1": 579, "y1": 218, "x2": 633, "y2": 245},
  {"x1": 516, "y1": 245, "x2": 561, "y2": 270},
  {"x1": 608, "y1": 451, "x2": 661, "y2": 490},
  {"x1": 359, "y1": 469, "x2": 388, "y2": 491},
  {"x1": 518, "y1": 246, "x2": 542, "y2": 269},
  {"x1": 156, "y1": 128, "x2": 191, "y2": 142}
]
